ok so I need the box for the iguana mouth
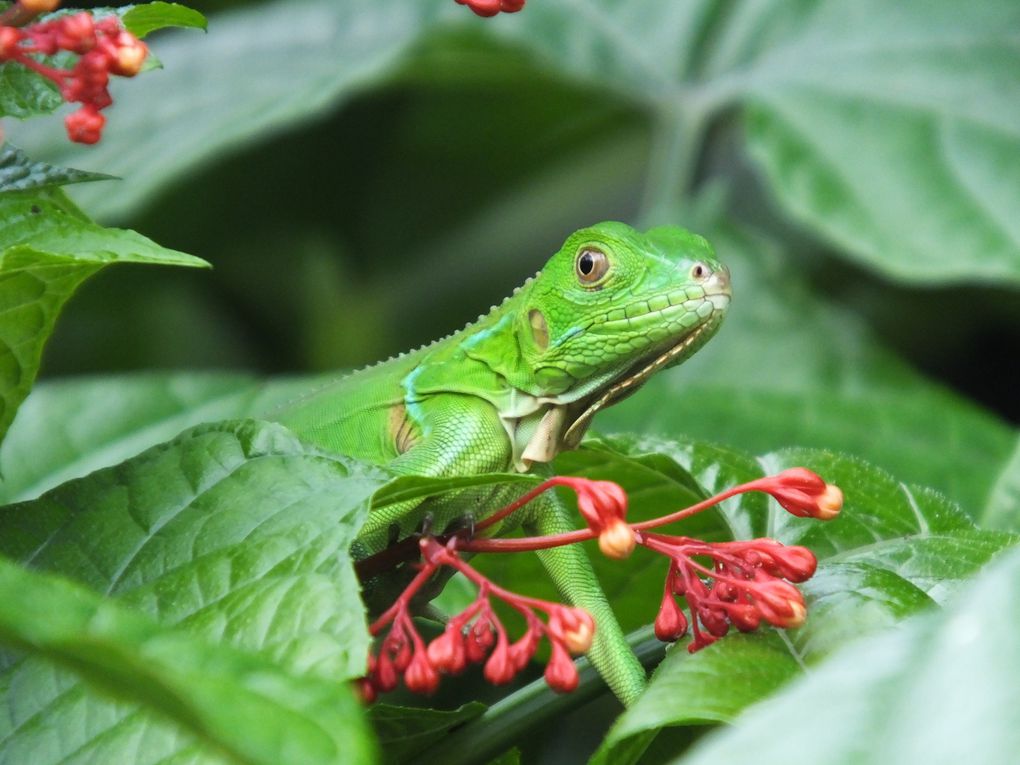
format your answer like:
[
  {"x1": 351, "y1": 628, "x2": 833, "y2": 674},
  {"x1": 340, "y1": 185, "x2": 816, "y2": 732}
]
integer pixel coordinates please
[{"x1": 562, "y1": 318, "x2": 718, "y2": 448}]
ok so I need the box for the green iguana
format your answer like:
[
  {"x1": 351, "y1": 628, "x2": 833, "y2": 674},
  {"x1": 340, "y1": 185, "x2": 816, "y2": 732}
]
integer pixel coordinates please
[{"x1": 272, "y1": 221, "x2": 731, "y2": 704}]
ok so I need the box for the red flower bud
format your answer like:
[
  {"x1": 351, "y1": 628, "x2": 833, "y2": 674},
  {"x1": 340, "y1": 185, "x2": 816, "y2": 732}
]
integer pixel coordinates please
[
  {"x1": 549, "y1": 606, "x2": 595, "y2": 654},
  {"x1": 771, "y1": 545, "x2": 817, "y2": 582},
  {"x1": 483, "y1": 641, "x2": 516, "y2": 685},
  {"x1": 763, "y1": 469, "x2": 843, "y2": 521},
  {"x1": 465, "y1": 618, "x2": 495, "y2": 663},
  {"x1": 403, "y1": 651, "x2": 440, "y2": 694},
  {"x1": 456, "y1": 0, "x2": 501, "y2": 16},
  {"x1": 110, "y1": 32, "x2": 146, "y2": 77},
  {"x1": 654, "y1": 593, "x2": 688, "y2": 642},
  {"x1": 544, "y1": 642, "x2": 579, "y2": 693},
  {"x1": 58, "y1": 13, "x2": 96, "y2": 54},
  {"x1": 753, "y1": 580, "x2": 807, "y2": 629},
  {"x1": 373, "y1": 651, "x2": 398, "y2": 693},
  {"x1": 699, "y1": 606, "x2": 730, "y2": 638},
  {"x1": 726, "y1": 603, "x2": 761, "y2": 632},
  {"x1": 427, "y1": 629, "x2": 467, "y2": 674},
  {"x1": 356, "y1": 677, "x2": 377, "y2": 704},
  {"x1": 0, "y1": 27, "x2": 21, "y2": 58},
  {"x1": 508, "y1": 628, "x2": 540, "y2": 671}
]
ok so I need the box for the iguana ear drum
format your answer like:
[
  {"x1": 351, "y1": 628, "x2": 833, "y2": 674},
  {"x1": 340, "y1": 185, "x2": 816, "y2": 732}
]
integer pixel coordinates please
[{"x1": 529, "y1": 309, "x2": 549, "y2": 351}]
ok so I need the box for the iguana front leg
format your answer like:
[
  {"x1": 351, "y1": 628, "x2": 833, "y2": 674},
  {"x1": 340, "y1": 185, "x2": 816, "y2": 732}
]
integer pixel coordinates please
[{"x1": 523, "y1": 488, "x2": 647, "y2": 706}]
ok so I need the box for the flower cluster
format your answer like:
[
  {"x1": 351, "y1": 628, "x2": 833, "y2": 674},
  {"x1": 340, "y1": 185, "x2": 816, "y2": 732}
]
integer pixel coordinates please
[
  {"x1": 0, "y1": 3, "x2": 147, "y2": 144},
  {"x1": 455, "y1": 0, "x2": 525, "y2": 17},
  {"x1": 644, "y1": 535, "x2": 816, "y2": 651},
  {"x1": 360, "y1": 537, "x2": 595, "y2": 701},
  {"x1": 361, "y1": 465, "x2": 843, "y2": 699}
]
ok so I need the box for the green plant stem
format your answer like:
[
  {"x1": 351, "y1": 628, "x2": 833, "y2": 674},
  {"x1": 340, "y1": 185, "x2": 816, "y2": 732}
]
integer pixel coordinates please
[{"x1": 421, "y1": 626, "x2": 666, "y2": 765}]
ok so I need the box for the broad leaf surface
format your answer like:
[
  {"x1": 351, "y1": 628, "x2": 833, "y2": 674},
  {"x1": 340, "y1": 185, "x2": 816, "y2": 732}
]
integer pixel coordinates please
[
  {"x1": 0, "y1": 554, "x2": 376, "y2": 765},
  {"x1": 672, "y1": 544, "x2": 1020, "y2": 765},
  {"x1": 0, "y1": 189, "x2": 205, "y2": 446},
  {"x1": 0, "y1": 420, "x2": 389, "y2": 764},
  {"x1": 0, "y1": 373, "x2": 300, "y2": 503}
]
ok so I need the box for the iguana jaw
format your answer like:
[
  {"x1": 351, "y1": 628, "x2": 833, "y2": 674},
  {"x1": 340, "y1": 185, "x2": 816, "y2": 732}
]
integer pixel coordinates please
[{"x1": 561, "y1": 315, "x2": 723, "y2": 448}]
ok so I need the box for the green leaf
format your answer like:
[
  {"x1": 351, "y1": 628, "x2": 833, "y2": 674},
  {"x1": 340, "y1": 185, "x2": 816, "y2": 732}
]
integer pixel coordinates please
[
  {"x1": 493, "y1": 0, "x2": 1020, "y2": 283},
  {"x1": 0, "y1": 143, "x2": 114, "y2": 193},
  {"x1": 0, "y1": 189, "x2": 206, "y2": 445},
  {"x1": 0, "y1": 420, "x2": 390, "y2": 764},
  {"x1": 0, "y1": 62, "x2": 61, "y2": 120},
  {"x1": 0, "y1": 373, "x2": 304, "y2": 503},
  {"x1": 0, "y1": 555, "x2": 377, "y2": 765},
  {"x1": 570, "y1": 437, "x2": 1017, "y2": 764},
  {"x1": 121, "y1": 2, "x2": 208, "y2": 38},
  {"x1": 369, "y1": 703, "x2": 486, "y2": 765},
  {"x1": 671, "y1": 544, "x2": 1020, "y2": 765}
]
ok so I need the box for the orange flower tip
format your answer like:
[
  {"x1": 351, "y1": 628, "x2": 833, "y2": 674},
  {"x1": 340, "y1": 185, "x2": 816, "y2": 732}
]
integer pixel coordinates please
[
  {"x1": 563, "y1": 620, "x2": 594, "y2": 654},
  {"x1": 816, "y1": 484, "x2": 843, "y2": 520},
  {"x1": 598, "y1": 520, "x2": 636, "y2": 560},
  {"x1": 779, "y1": 600, "x2": 807, "y2": 630},
  {"x1": 19, "y1": 0, "x2": 61, "y2": 12},
  {"x1": 111, "y1": 36, "x2": 147, "y2": 77}
]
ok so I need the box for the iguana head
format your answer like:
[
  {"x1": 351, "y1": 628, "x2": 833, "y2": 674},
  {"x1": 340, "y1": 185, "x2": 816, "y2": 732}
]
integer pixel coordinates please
[{"x1": 517, "y1": 221, "x2": 731, "y2": 401}]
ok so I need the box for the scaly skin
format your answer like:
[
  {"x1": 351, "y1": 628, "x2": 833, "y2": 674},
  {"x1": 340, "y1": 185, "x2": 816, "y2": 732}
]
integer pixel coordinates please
[{"x1": 272, "y1": 221, "x2": 731, "y2": 704}]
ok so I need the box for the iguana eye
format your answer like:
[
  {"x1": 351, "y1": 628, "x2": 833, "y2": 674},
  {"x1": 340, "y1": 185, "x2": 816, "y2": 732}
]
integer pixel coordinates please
[{"x1": 576, "y1": 248, "x2": 609, "y2": 283}]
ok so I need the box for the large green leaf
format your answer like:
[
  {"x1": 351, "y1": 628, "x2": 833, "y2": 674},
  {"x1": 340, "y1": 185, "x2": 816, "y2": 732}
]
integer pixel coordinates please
[
  {"x1": 0, "y1": 373, "x2": 300, "y2": 503},
  {"x1": 492, "y1": 0, "x2": 1020, "y2": 283},
  {"x1": 0, "y1": 189, "x2": 205, "y2": 446},
  {"x1": 672, "y1": 544, "x2": 1020, "y2": 765},
  {"x1": 0, "y1": 554, "x2": 376, "y2": 765},
  {"x1": 0, "y1": 420, "x2": 389, "y2": 764}
]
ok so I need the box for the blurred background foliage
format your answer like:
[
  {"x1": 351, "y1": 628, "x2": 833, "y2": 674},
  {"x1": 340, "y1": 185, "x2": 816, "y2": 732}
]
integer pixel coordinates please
[{"x1": 7, "y1": 0, "x2": 1019, "y2": 523}]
